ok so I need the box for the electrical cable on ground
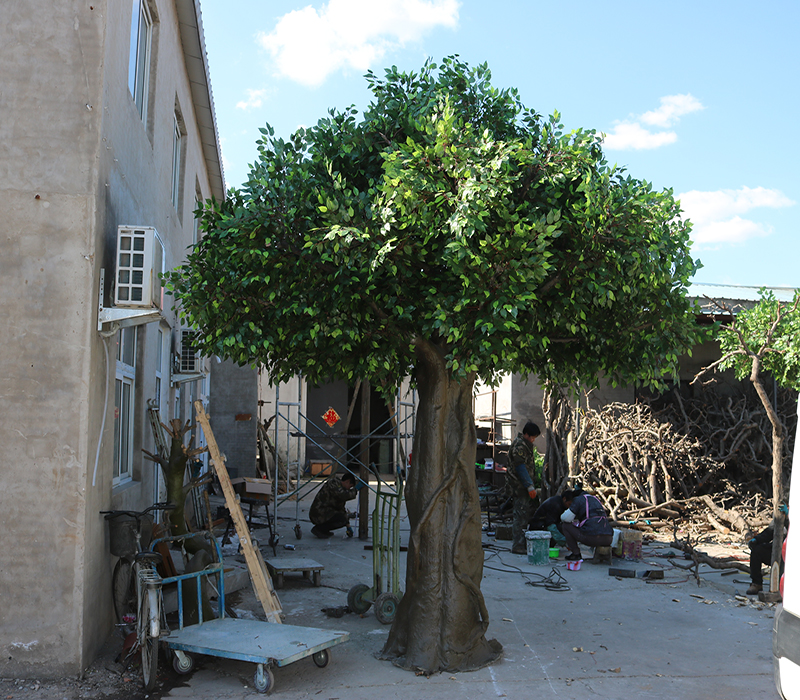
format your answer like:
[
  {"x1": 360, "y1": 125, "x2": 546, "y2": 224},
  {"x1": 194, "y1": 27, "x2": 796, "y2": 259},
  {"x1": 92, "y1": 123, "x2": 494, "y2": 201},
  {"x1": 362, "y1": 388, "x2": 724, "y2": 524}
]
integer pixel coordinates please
[{"x1": 483, "y1": 546, "x2": 571, "y2": 591}]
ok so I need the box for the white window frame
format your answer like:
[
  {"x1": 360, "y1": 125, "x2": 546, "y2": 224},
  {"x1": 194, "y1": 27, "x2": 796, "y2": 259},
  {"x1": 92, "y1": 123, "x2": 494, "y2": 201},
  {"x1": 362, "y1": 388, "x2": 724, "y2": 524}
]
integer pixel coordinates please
[
  {"x1": 113, "y1": 327, "x2": 137, "y2": 485},
  {"x1": 155, "y1": 327, "x2": 166, "y2": 416},
  {"x1": 128, "y1": 0, "x2": 152, "y2": 121},
  {"x1": 171, "y1": 112, "x2": 183, "y2": 209},
  {"x1": 193, "y1": 187, "x2": 202, "y2": 246}
]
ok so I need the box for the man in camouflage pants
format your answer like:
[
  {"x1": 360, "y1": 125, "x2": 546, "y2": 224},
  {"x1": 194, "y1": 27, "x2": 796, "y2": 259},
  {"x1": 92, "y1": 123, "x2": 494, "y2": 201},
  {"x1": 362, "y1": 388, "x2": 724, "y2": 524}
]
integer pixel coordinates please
[
  {"x1": 309, "y1": 472, "x2": 361, "y2": 538},
  {"x1": 505, "y1": 421, "x2": 544, "y2": 554}
]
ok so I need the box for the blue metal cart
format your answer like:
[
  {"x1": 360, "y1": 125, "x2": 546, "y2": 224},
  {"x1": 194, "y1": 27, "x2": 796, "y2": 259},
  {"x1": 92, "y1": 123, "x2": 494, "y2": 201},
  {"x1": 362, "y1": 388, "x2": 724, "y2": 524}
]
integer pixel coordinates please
[{"x1": 153, "y1": 532, "x2": 349, "y2": 693}]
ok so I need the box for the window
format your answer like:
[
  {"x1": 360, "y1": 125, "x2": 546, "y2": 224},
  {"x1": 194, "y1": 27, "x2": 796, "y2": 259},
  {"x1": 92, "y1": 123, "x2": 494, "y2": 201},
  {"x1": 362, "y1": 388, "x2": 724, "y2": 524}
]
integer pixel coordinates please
[
  {"x1": 113, "y1": 327, "x2": 137, "y2": 485},
  {"x1": 154, "y1": 327, "x2": 164, "y2": 416},
  {"x1": 171, "y1": 111, "x2": 184, "y2": 210},
  {"x1": 193, "y1": 185, "x2": 203, "y2": 246},
  {"x1": 128, "y1": 0, "x2": 152, "y2": 120}
]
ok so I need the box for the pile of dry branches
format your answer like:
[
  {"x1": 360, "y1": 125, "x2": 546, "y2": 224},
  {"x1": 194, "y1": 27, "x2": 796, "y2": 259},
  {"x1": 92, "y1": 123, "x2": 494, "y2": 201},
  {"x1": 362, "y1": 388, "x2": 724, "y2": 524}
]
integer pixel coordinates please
[{"x1": 573, "y1": 385, "x2": 796, "y2": 542}]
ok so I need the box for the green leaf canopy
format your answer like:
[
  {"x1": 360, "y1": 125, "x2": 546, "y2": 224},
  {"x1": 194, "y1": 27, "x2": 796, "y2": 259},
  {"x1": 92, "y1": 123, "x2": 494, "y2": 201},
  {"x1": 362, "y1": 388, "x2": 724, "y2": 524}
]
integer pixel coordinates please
[{"x1": 168, "y1": 57, "x2": 702, "y2": 395}]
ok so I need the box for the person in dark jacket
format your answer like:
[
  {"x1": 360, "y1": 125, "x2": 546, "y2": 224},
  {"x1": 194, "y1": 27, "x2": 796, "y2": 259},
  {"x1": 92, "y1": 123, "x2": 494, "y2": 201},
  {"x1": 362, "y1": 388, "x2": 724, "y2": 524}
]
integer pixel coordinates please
[
  {"x1": 560, "y1": 485, "x2": 613, "y2": 561},
  {"x1": 309, "y1": 472, "x2": 362, "y2": 538},
  {"x1": 505, "y1": 421, "x2": 544, "y2": 554},
  {"x1": 747, "y1": 504, "x2": 789, "y2": 595},
  {"x1": 530, "y1": 492, "x2": 572, "y2": 546}
]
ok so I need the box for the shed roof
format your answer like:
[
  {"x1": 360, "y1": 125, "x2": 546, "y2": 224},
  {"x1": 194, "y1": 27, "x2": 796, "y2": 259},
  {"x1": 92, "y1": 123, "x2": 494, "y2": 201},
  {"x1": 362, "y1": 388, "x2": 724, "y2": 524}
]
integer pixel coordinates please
[{"x1": 688, "y1": 282, "x2": 797, "y2": 317}]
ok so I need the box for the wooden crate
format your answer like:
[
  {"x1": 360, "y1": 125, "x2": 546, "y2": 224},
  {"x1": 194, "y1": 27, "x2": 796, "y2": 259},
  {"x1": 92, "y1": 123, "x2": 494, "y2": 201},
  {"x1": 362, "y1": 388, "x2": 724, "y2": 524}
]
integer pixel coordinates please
[{"x1": 310, "y1": 461, "x2": 333, "y2": 476}]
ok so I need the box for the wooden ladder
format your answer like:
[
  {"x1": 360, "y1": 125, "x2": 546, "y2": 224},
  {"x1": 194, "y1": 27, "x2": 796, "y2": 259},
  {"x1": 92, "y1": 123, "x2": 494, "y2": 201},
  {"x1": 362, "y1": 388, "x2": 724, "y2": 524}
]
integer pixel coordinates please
[{"x1": 194, "y1": 400, "x2": 283, "y2": 623}]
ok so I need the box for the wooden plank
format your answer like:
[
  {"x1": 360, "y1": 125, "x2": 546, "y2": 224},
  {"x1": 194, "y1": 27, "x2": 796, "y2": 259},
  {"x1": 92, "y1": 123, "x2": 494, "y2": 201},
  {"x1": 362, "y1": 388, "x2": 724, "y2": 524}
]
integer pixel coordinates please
[{"x1": 194, "y1": 400, "x2": 283, "y2": 623}]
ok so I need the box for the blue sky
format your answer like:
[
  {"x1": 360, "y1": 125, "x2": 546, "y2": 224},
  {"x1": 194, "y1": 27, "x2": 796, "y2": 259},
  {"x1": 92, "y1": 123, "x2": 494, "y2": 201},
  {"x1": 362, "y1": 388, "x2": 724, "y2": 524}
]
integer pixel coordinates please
[{"x1": 200, "y1": 0, "x2": 798, "y2": 288}]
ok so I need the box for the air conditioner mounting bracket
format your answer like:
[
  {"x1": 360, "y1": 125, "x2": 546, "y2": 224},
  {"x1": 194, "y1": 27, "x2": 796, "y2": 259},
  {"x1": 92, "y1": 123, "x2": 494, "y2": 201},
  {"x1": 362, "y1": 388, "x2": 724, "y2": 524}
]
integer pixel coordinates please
[{"x1": 97, "y1": 269, "x2": 163, "y2": 333}]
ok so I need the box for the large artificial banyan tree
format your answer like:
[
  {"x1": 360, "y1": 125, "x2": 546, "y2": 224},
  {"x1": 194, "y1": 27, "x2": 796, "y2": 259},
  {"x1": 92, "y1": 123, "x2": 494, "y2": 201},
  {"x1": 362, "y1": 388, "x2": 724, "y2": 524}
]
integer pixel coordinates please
[{"x1": 167, "y1": 57, "x2": 702, "y2": 674}]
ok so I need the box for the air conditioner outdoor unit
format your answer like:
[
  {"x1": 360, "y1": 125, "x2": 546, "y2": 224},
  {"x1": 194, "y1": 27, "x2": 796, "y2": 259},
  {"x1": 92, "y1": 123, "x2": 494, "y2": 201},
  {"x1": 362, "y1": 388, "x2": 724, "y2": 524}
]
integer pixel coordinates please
[
  {"x1": 114, "y1": 226, "x2": 164, "y2": 309},
  {"x1": 179, "y1": 328, "x2": 200, "y2": 373}
]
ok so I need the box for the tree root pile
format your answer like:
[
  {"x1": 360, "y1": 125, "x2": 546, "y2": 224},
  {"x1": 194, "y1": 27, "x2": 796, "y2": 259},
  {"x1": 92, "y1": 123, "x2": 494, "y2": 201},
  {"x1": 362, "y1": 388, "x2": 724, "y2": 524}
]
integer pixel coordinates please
[
  {"x1": 575, "y1": 386, "x2": 796, "y2": 544},
  {"x1": 649, "y1": 384, "x2": 797, "y2": 496}
]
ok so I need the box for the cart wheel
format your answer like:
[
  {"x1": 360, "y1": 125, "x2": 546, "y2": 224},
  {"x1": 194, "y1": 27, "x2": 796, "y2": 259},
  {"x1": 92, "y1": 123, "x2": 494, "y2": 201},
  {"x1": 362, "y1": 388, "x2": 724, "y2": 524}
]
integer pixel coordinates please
[
  {"x1": 254, "y1": 664, "x2": 274, "y2": 694},
  {"x1": 172, "y1": 651, "x2": 194, "y2": 675},
  {"x1": 294, "y1": 523, "x2": 302, "y2": 540},
  {"x1": 347, "y1": 583, "x2": 372, "y2": 614},
  {"x1": 312, "y1": 649, "x2": 329, "y2": 668},
  {"x1": 374, "y1": 592, "x2": 400, "y2": 625}
]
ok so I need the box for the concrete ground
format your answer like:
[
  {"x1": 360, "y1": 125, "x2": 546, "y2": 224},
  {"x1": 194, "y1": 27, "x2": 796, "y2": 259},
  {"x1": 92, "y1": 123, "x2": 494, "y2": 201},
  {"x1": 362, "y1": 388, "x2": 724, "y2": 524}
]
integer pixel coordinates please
[
  {"x1": 1, "y1": 482, "x2": 776, "y2": 700},
  {"x1": 151, "y1": 484, "x2": 776, "y2": 700}
]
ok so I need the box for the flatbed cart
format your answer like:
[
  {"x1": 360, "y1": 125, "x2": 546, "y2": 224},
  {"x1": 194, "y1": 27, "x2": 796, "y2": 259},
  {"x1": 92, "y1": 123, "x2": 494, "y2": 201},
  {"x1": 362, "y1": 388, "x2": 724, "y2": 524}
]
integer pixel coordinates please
[{"x1": 153, "y1": 532, "x2": 349, "y2": 694}]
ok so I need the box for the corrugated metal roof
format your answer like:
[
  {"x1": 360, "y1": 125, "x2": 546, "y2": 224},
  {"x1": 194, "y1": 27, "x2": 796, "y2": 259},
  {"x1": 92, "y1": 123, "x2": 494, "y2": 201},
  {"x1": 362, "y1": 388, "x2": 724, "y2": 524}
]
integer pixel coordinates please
[{"x1": 688, "y1": 283, "x2": 797, "y2": 316}]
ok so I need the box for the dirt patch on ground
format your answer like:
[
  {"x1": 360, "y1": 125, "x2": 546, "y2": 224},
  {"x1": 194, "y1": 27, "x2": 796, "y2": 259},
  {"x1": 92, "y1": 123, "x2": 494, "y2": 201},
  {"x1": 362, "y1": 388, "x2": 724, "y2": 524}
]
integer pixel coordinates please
[{"x1": 0, "y1": 639, "x2": 191, "y2": 700}]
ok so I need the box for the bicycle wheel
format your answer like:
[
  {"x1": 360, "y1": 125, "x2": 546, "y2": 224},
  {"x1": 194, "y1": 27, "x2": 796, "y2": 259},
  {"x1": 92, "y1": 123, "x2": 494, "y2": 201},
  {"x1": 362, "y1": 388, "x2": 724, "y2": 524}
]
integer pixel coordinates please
[
  {"x1": 112, "y1": 558, "x2": 135, "y2": 625},
  {"x1": 138, "y1": 569, "x2": 159, "y2": 691}
]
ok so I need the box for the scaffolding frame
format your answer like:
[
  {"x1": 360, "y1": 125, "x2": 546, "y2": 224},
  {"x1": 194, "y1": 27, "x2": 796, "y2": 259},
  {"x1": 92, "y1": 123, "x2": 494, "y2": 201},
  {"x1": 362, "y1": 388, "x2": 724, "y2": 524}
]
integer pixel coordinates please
[{"x1": 268, "y1": 382, "x2": 415, "y2": 542}]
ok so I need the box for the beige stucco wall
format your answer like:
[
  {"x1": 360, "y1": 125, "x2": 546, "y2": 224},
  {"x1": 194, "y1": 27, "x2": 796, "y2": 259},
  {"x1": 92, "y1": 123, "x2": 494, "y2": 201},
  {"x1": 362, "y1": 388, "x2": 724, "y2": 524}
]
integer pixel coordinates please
[
  {"x1": 511, "y1": 374, "x2": 635, "y2": 438},
  {"x1": 0, "y1": 0, "x2": 221, "y2": 677}
]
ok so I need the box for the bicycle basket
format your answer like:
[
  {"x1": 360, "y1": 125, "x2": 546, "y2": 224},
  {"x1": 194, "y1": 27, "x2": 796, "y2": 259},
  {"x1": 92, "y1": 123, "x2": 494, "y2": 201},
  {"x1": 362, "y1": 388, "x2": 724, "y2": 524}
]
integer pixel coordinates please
[{"x1": 106, "y1": 514, "x2": 153, "y2": 557}]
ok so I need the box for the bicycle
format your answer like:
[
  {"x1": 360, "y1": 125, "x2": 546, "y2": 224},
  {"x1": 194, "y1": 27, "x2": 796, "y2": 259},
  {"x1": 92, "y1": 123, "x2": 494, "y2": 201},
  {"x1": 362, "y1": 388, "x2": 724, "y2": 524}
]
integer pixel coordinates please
[{"x1": 101, "y1": 502, "x2": 174, "y2": 691}]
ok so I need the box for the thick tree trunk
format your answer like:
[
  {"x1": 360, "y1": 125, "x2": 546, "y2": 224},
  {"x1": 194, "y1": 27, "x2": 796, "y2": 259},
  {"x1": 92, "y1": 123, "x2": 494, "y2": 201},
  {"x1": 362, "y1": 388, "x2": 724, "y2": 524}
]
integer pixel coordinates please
[{"x1": 380, "y1": 340, "x2": 502, "y2": 673}]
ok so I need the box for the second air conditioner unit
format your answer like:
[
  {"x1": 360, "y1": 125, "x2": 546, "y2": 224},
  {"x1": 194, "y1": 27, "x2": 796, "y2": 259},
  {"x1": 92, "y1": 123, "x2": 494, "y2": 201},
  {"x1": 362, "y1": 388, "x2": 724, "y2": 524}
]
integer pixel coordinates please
[
  {"x1": 114, "y1": 226, "x2": 164, "y2": 309},
  {"x1": 179, "y1": 328, "x2": 200, "y2": 373}
]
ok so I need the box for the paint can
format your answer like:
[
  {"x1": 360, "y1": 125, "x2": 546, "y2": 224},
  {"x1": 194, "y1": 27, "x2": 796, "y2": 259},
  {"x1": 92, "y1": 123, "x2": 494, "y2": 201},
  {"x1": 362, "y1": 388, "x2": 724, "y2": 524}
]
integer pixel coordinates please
[{"x1": 525, "y1": 530, "x2": 550, "y2": 565}]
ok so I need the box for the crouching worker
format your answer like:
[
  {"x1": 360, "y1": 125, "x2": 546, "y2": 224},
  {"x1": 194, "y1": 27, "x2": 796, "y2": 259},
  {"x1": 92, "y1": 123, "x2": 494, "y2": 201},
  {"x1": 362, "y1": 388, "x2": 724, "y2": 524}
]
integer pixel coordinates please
[
  {"x1": 747, "y1": 504, "x2": 789, "y2": 595},
  {"x1": 530, "y1": 492, "x2": 571, "y2": 547},
  {"x1": 309, "y1": 472, "x2": 364, "y2": 538},
  {"x1": 560, "y1": 484, "x2": 613, "y2": 561}
]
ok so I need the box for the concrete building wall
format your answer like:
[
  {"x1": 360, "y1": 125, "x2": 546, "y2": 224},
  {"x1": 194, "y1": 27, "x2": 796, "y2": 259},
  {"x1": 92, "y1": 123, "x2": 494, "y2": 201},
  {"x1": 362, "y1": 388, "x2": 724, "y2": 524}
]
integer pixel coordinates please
[
  {"x1": 1, "y1": 0, "x2": 107, "y2": 677},
  {"x1": 0, "y1": 0, "x2": 223, "y2": 677}
]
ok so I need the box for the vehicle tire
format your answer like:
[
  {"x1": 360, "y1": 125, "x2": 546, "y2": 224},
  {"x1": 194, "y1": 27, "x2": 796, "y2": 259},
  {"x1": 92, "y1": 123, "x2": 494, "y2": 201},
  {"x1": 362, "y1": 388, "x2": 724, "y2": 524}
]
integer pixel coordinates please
[
  {"x1": 312, "y1": 649, "x2": 329, "y2": 668},
  {"x1": 172, "y1": 651, "x2": 194, "y2": 675},
  {"x1": 346, "y1": 583, "x2": 372, "y2": 614},
  {"x1": 374, "y1": 592, "x2": 399, "y2": 625},
  {"x1": 112, "y1": 558, "x2": 135, "y2": 625},
  {"x1": 140, "y1": 600, "x2": 159, "y2": 691},
  {"x1": 254, "y1": 664, "x2": 274, "y2": 694},
  {"x1": 137, "y1": 567, "x2": 160, "y2": 692}
]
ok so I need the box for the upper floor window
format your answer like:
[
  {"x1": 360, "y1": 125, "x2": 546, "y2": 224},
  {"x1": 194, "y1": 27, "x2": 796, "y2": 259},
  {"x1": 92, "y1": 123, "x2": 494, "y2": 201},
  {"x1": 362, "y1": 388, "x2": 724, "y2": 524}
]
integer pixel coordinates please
[
  {"x1": 193, "y1": 185, "x2": 203, "y2": 246},
  {"x1": 171, "y1": 112, "x2": 183, "y2": 209},
  {"x1": 128, "y1": 0, "x2": 152, "y2": 121}
]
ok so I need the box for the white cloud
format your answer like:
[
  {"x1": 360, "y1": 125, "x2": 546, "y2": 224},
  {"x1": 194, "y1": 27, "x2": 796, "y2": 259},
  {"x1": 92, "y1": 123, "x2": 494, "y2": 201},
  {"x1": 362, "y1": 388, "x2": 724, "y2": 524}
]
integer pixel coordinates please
[
  {"x1": 603, "y1": 93, "x2": 703, "y2": 151},
  {"x1": 236, "y1": 88, "x2": 270, "y2": 111},
  {"x1": 640, "y1": 94, "x2": 704, "y2": 128},
  {"x1": 678, "y1": 186, "x2": 795, "y2": 246},
  {"x1": 258, "y1": 0, "x2": 460, "y2": 87},
  {"x1": 603, "y1": 122, "x2": 677, "y2": 150}
]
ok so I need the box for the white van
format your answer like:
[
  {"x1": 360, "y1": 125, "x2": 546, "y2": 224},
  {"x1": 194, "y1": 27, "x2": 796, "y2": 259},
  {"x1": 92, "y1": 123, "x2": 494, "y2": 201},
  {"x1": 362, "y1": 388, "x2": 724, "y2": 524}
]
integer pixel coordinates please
[{"x1": 774, "y1": 396, "x2": 800, "y2": 699}]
